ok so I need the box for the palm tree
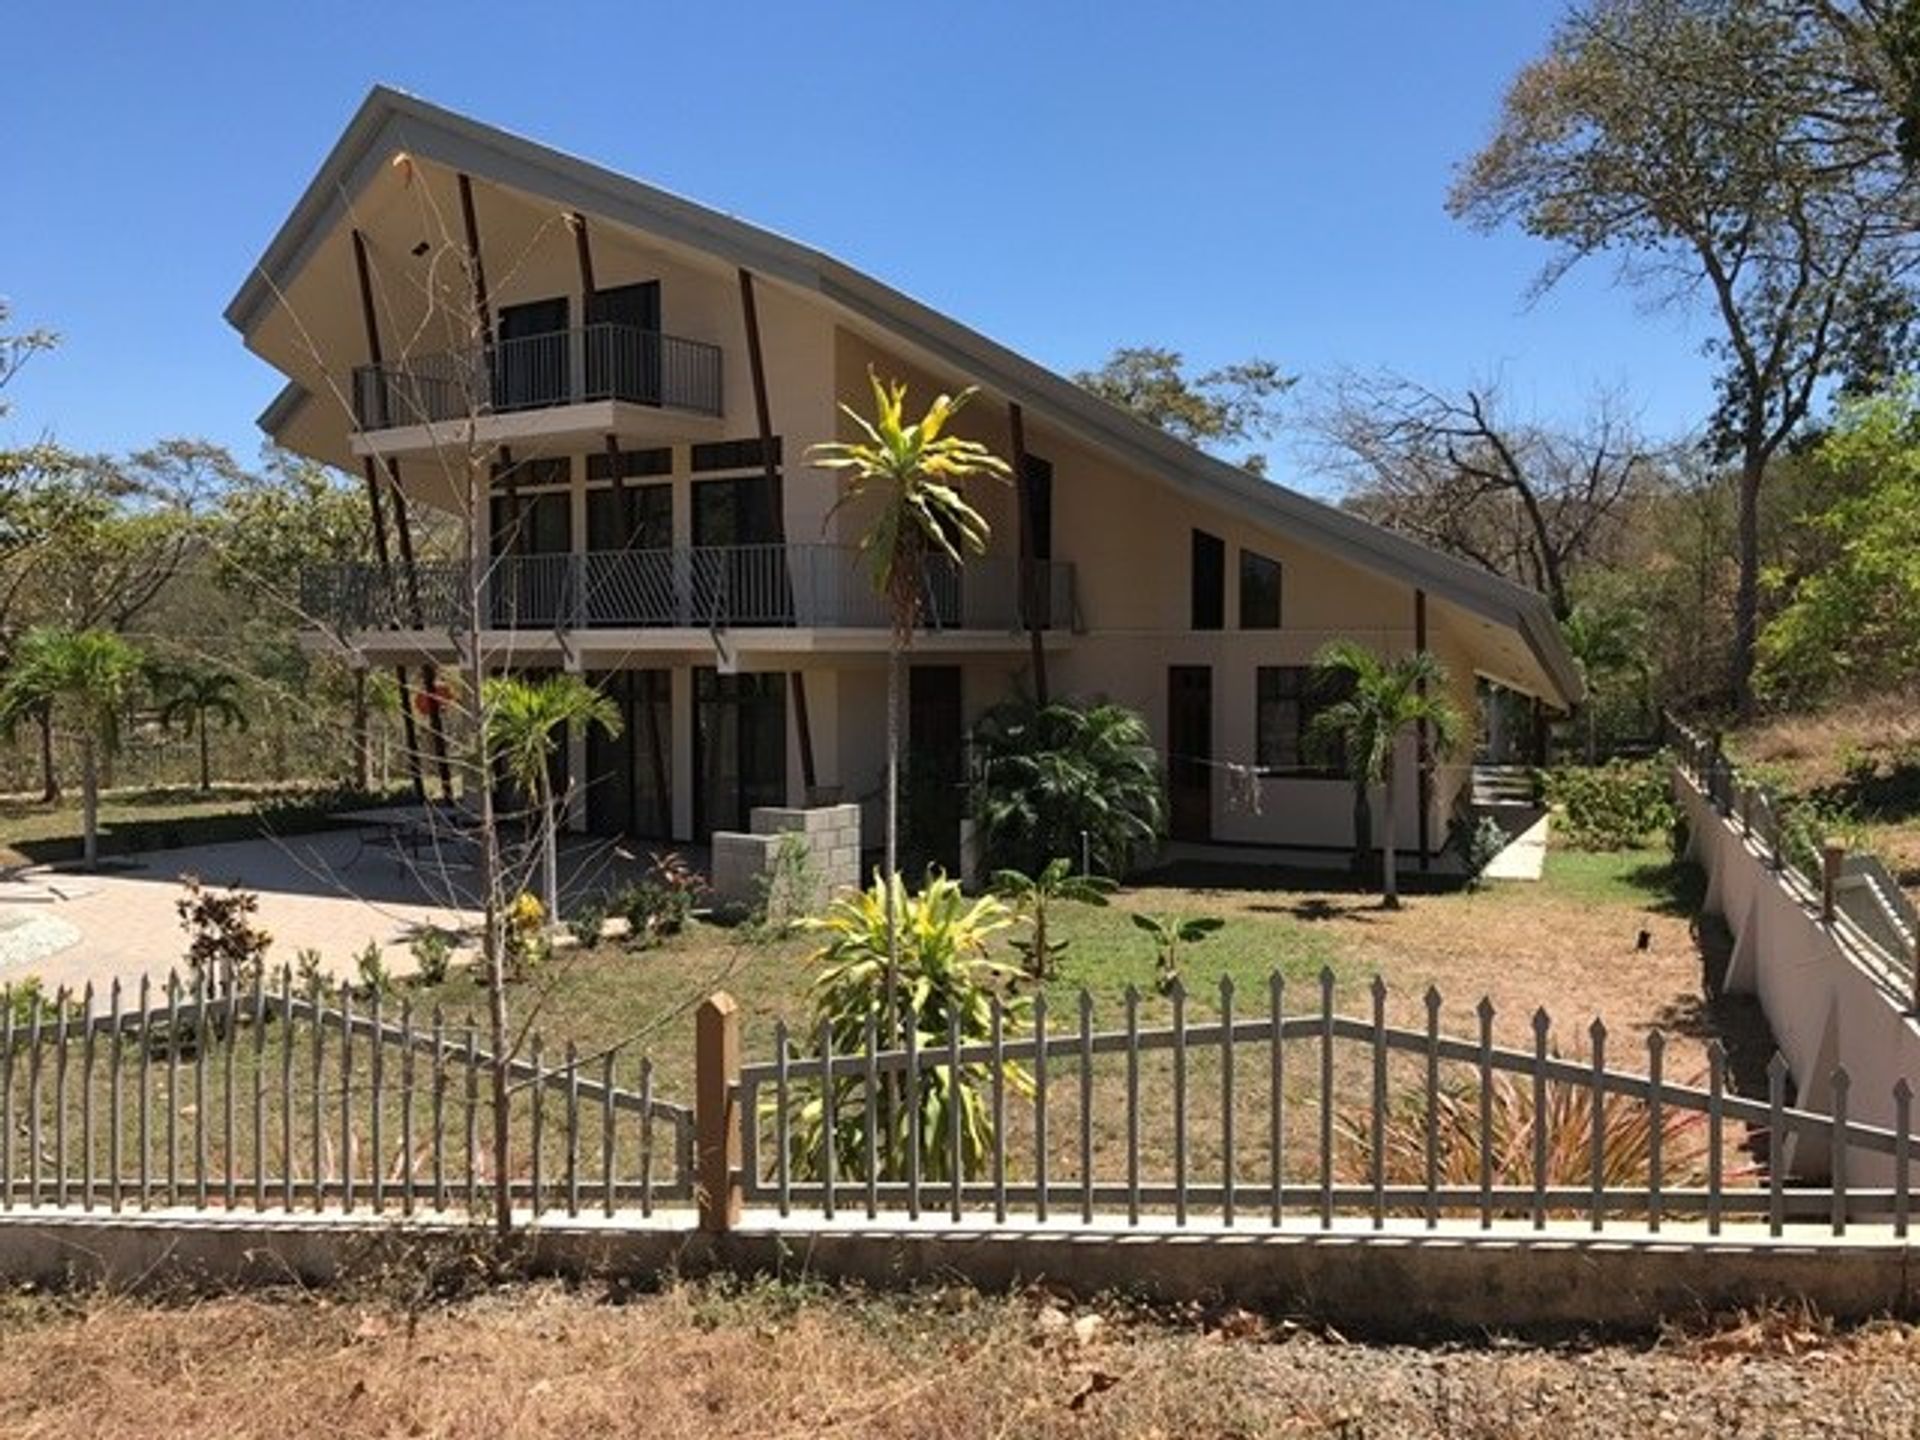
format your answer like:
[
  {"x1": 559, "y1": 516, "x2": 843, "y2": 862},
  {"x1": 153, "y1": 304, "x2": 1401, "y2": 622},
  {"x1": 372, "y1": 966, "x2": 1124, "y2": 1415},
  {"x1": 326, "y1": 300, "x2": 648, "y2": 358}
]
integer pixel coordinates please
[
  {"x1": 1561, "y1": 601, "x2": 1648, "y2": 763},
  {"x1": 0, "y1": 627, "x2": 143, "y2": 869},
  {"x1": 807, "y1": 373, "x2": 1009, "y2": 1003},
  {"x1": 481, "y1": 674, "x2": 622, "y2": 923},
  {"x1": 153, "y1": 664, "x2": 248, "y2": 792},
  {"x1": 1307, "y1": 642, "x2": 1463, "y2": 909}
]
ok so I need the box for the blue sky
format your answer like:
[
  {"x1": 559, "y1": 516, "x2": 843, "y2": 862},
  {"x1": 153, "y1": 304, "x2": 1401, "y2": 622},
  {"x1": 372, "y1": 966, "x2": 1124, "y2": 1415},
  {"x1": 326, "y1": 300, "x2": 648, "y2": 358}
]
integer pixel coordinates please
[{"x1": 2, "y1": 2, "x2": 1715, "y2": 492}]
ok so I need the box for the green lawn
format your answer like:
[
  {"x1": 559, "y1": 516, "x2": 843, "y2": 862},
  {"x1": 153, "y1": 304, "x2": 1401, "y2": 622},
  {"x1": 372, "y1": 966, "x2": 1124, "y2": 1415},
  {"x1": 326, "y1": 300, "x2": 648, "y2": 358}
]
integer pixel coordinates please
[{"x1": 0, "y1": 783, "x2": 403, "y2": 867}]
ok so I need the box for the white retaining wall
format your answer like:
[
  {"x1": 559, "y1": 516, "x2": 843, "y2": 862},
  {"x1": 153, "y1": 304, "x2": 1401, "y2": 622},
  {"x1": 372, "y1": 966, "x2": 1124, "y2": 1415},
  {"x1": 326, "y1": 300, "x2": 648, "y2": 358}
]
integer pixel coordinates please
[{"x1": 1679, "y1": 767, "x2": 1920, "y2": 1182}]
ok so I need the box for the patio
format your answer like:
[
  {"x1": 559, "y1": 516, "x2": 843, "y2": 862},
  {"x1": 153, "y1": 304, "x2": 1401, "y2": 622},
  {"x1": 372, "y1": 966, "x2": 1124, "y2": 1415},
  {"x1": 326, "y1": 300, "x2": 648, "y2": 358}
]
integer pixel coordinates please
[{"x1": 0, "y1": 823, "x2": 675, "y2": 994}]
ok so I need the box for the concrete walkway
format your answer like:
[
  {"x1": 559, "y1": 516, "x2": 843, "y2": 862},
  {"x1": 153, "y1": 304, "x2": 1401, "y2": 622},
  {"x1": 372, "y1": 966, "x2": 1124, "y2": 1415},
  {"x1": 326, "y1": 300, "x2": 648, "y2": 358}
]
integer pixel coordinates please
[{"x1": 1481, "y1": 811, "x2": 1550, "y2": 881}]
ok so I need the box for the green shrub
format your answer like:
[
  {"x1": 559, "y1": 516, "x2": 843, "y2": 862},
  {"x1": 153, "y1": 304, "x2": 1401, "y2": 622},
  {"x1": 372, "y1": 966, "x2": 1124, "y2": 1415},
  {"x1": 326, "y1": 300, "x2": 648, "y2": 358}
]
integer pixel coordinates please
[
  {"x1": 1537, "y1": 759, "x2": 1675, "y2": 850},
  {"x1": 565, "y1": 900, "x2": 609, "y2": 950},
  {"x1": 1450, "y1": 813, "x2": 1509, "y2": 889},
  {"x1": 783, "y1": 872, "x2": 1027, "y2": 1184},
  {"x1": 408, "y1": 928, "x2": 455, "y2": 986},
  {"x1": 750, "y1": 833, "x2": 822, "y2": 941},
  {"x1": 970, "y1": 698, "x2": 1165, "y2": 878}
]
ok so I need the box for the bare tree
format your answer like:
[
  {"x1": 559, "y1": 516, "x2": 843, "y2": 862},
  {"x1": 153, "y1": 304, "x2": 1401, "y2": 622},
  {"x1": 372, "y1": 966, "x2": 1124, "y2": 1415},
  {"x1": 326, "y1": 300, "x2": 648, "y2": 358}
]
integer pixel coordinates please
[{"x1": 1315, "y1": 374, "x2": 1655, "y2": 619}]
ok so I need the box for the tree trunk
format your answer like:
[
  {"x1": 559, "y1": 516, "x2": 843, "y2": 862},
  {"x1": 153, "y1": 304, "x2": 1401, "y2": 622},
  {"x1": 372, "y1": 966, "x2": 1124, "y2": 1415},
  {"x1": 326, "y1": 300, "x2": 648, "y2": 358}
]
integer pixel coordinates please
[
  {"x1": 36, "y1": 709, "x2": 58, "y2": 804},
  {"x1": 1350, "y1": 782, "x2": 1373, "y2": 880},
  {"x1": 1732, "y1": 454, "x2": 1764, "y2": 720},
  {"x1": 884, "y1": 640, "x2": 901, "y2": 1032},
  {"x1": 199, "y1": 720, "x2": 212, "y2": 794},
  {"x1": 540, "y1": 777, "x2": 561, "y2": 927},
  {"x1": 80, "y1": 735, "x2": 99, "y2": 870},
  {"x1": 1380, "y1": 756, "x2": 1399, "y2": 910},
  {"x1": 351, "y1": 669, "x2": 371, "y2": 793}
]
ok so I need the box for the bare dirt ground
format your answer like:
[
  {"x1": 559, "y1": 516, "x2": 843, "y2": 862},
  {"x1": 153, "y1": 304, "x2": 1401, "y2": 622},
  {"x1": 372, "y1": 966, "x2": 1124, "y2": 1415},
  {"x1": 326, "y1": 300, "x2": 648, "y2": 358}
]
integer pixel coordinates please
[{"x1": 1, "y1": 1280, "x2": 1916, "y2": 1439}]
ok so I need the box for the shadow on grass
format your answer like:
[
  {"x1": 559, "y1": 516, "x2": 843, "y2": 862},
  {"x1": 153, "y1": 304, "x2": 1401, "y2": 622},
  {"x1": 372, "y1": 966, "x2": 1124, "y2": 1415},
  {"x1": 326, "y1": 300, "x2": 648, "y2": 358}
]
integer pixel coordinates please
[
  {"x1": 1134, "y1": 858, "x2": 1470, "y2": 900},
  {"x1": 1620, "y1": 857, "x2": 1708, "y2": 917}
]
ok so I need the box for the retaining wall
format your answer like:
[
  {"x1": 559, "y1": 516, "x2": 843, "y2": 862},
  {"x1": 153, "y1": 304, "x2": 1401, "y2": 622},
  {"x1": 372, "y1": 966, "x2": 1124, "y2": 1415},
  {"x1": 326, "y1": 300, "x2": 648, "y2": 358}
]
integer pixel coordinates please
[{"x1": 1678, "y1": 767, "x2": 1920, "y2": 1181}]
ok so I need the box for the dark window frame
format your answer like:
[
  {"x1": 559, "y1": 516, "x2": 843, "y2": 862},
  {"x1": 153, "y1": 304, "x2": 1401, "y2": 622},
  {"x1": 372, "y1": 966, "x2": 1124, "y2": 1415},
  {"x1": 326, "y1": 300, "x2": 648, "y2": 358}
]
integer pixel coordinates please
[
  {"x1": 1239, "y1": 548, "x2": 1282, "y2": 630},
  {"x1": 1255, "y1": 665, "x2": 1354, "y2": 779},
  {"x1": 1191, "y1": 529, "x2": 1225, "y2": 631}
]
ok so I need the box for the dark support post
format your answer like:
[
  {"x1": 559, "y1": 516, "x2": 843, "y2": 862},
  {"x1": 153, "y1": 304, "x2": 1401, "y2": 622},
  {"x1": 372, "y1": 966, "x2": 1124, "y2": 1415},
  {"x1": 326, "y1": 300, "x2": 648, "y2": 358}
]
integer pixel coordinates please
[
  {"x1": 349, "y1": 229, "x2": 426, "y2": 802},
  {"x1": 1009, "y1": 400, "x2": 1049, "y2": 706},
  {"x1": 738, "y1": 267, "x2": 818, "y2": 795},
  {"x1": 456, "y1": 173, "x2": 493, "y2": 341},
  {"x1": 1415, "y1": 589, "x2": 1431, "y2": 872},
  {"x1": 1531, "y1": 698, "x2": 1549, "y2": 767}
]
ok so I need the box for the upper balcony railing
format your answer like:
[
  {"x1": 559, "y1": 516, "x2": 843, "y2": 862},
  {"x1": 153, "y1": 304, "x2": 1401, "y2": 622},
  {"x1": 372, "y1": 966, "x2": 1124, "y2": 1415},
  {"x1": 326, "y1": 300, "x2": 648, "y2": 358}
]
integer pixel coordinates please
[
  {"x1": 351, "y1": 324, "x2": 724, "y2": 430},
  {"x1": 303, "y1": 546, "x2": 1075, "y2": 636}
]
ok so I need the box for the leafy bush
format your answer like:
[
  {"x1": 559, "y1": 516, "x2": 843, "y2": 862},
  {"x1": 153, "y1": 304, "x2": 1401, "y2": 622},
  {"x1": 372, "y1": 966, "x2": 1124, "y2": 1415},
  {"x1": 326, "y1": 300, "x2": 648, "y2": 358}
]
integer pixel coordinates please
[
  {"x1": 1130, "y1": 912, "x2": 1225, "y2": 995},
  {"x1": 408, "y1": 928, "x2": 455, "y2": 986},
  {"x1": 784, "y1": 872, "x2": 1027, "y2": 1184},
  {"x1": 970, "y1": 698, "x2": 1166, "y2": 878},
  {"x1": 1537, "y1": 759, "x2": 1675, "y2": 850},
  {"x1": 1, "y1": 976, "x2": 77, "y2": 1026},
  {"x1": 566, "y1": 900, "x2": 609, "y2": 950},
  {"x1": 175, "y1": 874, "x2": 272, "y2": 993},
  {"x1": 354, "y1": 940, "x2": 395, "y2": 999},
  {"x1": 751, "y1": 833, "x2": 822, "y2": 941},
  {"x1": 614, "y1": 851, "x2": 707, "y2": 947},
  {"x1": 992, "y1": 858, "x2": 1114, "y2": 980},
  {"x1": 503, "y1": 892, "x2": 549, "y2": 980}
]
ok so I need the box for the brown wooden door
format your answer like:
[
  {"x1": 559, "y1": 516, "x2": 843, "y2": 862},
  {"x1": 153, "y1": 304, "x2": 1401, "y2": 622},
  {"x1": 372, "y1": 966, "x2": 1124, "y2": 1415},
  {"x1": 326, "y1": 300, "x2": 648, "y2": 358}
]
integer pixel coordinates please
[{"x1": 1167, "y1": 666, "x2": 1212, "y2": 842}]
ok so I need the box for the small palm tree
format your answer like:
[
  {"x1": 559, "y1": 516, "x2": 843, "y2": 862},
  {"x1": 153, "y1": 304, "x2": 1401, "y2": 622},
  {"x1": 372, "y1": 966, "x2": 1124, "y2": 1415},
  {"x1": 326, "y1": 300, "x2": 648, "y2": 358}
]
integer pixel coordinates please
[
  {"x1": 0, "y1": 627, "x2": 143, "y2": 868},
  {"x1": 153, "y1": 664, "x2": 248, "y2": 792},
  {"x1": 1307, "y1": 642, "x2": 1463, "y2": 910},
  {"x1": 481, "y1": 674, "x2": 622, "y2": 923},
  {"x1": 992, "y1": 857, "x2": 1115, "y2": 979},
  {"x1": 809, "y1": 371, "x2": 1011, "y2": 885}
]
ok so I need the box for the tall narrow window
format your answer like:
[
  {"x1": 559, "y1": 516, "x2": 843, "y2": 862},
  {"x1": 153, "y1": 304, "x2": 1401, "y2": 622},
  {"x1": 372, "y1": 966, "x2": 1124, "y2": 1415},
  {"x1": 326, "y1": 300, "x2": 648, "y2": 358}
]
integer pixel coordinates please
[
  {"x1": 1240, "y1": 549, "x2": 1282, "y2": 629},
  {"x1": 1256, "y1": 666, "x2": 1353, "y2": 777},
  {"x1": 1191, "y1": 529, "x2": 1225, "y2": 631}
]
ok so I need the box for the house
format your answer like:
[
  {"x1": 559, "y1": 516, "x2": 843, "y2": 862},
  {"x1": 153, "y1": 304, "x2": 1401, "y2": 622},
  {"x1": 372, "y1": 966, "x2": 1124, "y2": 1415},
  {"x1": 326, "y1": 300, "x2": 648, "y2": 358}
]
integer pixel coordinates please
[{"x1": 226, "y1": 87, "x2": 1581, "y2": 871}]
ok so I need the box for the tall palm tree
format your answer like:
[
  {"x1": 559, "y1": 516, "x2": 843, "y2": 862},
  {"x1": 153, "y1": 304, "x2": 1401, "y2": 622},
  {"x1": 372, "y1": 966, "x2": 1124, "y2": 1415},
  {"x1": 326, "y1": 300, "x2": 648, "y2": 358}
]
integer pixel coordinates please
[
  {"x1": 0, "y1": 627, "x2": 143, "y2": 869},
  {"x1": 481, "y1": 673, "x2": 622, "y2": 923},
  {"x1": 1307, "y1": 642, "x2": 1463, "y2": 909},
  {"x1": 153, "y1": 664, "x2": 248, "y2": 792},
  {"x1": 808, "y1": 373, "x2": 1008, "y2": 855}
]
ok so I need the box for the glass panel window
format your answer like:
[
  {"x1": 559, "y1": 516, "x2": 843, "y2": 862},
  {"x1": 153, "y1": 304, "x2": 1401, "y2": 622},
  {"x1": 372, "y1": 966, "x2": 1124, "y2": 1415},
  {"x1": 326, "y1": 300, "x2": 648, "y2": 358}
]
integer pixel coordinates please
[
  {"x1": 1256, "y1": 666, "x2": 1353, "y2": 778},
  {"x1": 1240, "y1": 549, "x2": 1282, "y2": 629},
  {"x1": 1191, "y1": 529, "x2": 1225, "y2": 631}
]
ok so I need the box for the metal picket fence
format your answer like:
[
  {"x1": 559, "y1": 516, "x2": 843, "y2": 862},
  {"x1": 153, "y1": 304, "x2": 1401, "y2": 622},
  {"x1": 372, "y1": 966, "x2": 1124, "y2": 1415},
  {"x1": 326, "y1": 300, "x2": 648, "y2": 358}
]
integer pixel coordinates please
[
  {"x1": 734, "y1": 971, "x2": 1915, "y2": 1237},
  {"x1": 0, "y1": 970, "x2": 693, "y2": 1218}
]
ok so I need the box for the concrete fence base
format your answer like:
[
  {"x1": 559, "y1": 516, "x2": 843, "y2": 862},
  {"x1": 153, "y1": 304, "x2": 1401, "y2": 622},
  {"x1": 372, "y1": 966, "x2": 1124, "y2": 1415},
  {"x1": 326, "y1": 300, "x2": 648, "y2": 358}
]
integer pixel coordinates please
[{"x1": 4, "y1": 1209, "x2": 1918, "y2": 1339}]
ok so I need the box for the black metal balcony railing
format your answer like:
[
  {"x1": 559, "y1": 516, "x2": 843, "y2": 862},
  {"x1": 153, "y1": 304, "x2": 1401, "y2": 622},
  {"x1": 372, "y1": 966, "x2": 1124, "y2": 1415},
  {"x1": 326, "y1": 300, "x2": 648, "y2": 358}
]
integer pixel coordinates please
[
  {"x1": 303, "y1": 546, "x2": 1075, "y2": 635},
  {"x1": 351, "y1": 324, "x2": 724, "y2": 429}
]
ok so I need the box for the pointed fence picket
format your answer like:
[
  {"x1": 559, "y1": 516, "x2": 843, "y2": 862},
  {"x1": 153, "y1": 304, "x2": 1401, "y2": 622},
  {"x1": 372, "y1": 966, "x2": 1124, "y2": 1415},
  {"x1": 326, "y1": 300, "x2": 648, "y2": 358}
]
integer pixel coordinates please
[
  {"x1": 0, "y1": 969, "x2": 693, "y2": 1216},
  {"x1": 736, "y1": 967, "x2": 1920, "y2": 1236}
]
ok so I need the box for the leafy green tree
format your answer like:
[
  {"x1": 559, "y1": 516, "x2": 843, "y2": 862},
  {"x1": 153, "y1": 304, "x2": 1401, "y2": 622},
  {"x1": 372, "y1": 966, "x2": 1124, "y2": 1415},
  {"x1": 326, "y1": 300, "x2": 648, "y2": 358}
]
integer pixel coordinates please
[
  {"x1": 991, "y1": 858, "x2": 1115, "y2": 979},
  {"x1": 970, "y1": 698, "x2": 1166, "y2": 878},
  {"x1": 481, "y1": 674, "x2": 622, "y2": 923},
  {"x1": 153, "y1": 664, "x2": 248, "y2": 792},
  {"x1": 1307, "y1": 644, "x2": 1464, "y2": 909},
  {"x1": 0, "y1": 627, "x2": 143, "y2": 867},
  {"x1": 1561, "y1": 594, "x2": 1650, "y2": 761},
  {"x1": 1758, "y1": 384, "x2": 1920, "y2": 700},
  {"x1": 1130, "y1": 911, "x2": 1225, "y2": 995},
  {"x1": 808, "y1": 372, "x2": 1010, "y2": 1033},
  {"x1": 1450, "y1": 0, "x2": 1919, "y2": 718},
  {"x1": 1075, "y1": 346, "x2": 1292, "y2": 474}
]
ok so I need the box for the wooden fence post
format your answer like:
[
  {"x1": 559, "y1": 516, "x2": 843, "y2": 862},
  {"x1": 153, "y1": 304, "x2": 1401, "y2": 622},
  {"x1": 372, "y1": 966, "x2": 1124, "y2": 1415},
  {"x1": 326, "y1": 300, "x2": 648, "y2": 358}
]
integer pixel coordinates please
[
  {"x1": 696, "y1": 992, "x2": 742, "y2": 1233},
  {"x1": 1822, "y1": 842, "x2": 1846, "y2": 925}
]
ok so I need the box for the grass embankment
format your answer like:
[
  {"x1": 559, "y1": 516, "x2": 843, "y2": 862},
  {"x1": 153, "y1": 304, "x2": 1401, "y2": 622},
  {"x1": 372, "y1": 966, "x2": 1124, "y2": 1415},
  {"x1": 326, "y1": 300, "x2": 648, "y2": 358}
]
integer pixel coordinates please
[
  {"x1": 1732, "y1": 695, "x2": 1920, "y2": 902},
  {"x1": 0, "y1": 1278, "x2": 1914, "y2": 1439}
]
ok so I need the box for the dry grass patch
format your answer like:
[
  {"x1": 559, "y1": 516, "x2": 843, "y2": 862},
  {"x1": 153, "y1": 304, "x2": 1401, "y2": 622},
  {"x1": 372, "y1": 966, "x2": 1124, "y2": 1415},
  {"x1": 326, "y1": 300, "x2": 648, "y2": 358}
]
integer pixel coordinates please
[{"x1": 2, "y1": 1281, "x2": 1919, "y2": 1439}]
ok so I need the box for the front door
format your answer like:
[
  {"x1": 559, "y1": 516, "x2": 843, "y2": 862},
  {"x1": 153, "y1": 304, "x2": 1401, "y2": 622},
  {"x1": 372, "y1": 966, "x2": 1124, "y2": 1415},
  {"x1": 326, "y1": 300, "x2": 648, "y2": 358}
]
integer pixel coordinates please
[
  {"x1": 584, "y1": 281, "x2": 661, "y2": 404},
  {"x1": 494, "y1": 296, "x2": 570, "y2": 410},
  {"x1": 693, "y1": 669, "x2": 788, "y2": 839},
  {"x1": 1167, "y1": 666, "x2": 1212, "y2": 842},
  {"x1": 907, "y1": 665, "x2": 964, "y2": 876}
]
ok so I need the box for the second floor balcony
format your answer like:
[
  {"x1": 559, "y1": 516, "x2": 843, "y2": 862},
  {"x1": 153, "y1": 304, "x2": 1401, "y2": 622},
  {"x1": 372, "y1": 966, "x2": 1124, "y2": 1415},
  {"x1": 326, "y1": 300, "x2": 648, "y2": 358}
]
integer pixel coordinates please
[
  {"x1": 303, "y1": 545, "x2": 1075, "y2": 640},
  {"x1": 351, "y1": 323, "x2": 724, "y2": 432}
]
